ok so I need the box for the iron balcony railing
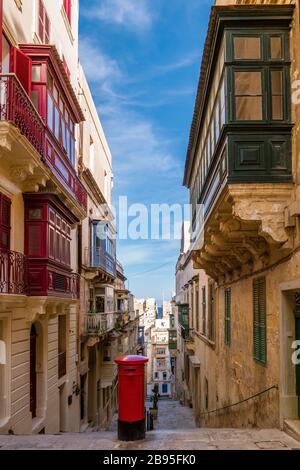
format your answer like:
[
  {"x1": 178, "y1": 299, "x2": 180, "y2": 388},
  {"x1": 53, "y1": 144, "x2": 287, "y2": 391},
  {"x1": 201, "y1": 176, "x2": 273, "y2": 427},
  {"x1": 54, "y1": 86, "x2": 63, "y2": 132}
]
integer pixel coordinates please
[
  {"x1": 0, "y1": 74, "x2": 87, "y2": 212},
  {"x1": 85, "y1": 312, "x2": 122, "y2": 336},
  {"x1": 0, "y1": 73, "x2": 45, "y2": 156},
  {"x1": 0, "y1": 249, "x2": 27, "y2": 295},
  {"x1": 84, "y1": 247, "x2": 116, "y2": 277}
]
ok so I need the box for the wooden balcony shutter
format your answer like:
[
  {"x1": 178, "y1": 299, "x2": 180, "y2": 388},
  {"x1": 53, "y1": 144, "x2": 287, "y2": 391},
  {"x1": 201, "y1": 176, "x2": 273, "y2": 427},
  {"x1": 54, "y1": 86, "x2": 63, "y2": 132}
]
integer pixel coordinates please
[
  {"x1": 64, "y1": 0, "x2": 72, "y2": 25},
  {"x1": 0, "y1": 194, "x2": 11, "y2": 250},
  {"x1": 202, "y1": 286, "x2": 206, "y2": 335},
  {"x1": 10, "y1": 47, "x2": 32, "y2": 96},
  {"x1": 253, "y1": 277, "x2": 267, "y2": 364},
  {"x1": 225, "y1": 287, "x2": 231, "y2": 346},
  {"x1": 38, "y1": 0, "x2": 50, "y2": 44},
  {"x1": 209, "y1": 284, "x2": 215, "y2": 341}
]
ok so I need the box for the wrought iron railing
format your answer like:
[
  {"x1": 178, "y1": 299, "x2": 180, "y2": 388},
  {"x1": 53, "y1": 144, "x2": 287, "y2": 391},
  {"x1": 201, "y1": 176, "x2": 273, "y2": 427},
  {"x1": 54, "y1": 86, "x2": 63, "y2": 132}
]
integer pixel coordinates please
[
  {"x1": 0, "y1": 249, "x2": 27, "y2": 295},
  {"x1": 0, "y1": 74, "x2": 45, "y2": 157},
  {"x1": 58, "y1": 351, "x2": 67, "y2": 379},
  {"x1": 85, "y1": 312, "x2": 121, "y2": 336}
]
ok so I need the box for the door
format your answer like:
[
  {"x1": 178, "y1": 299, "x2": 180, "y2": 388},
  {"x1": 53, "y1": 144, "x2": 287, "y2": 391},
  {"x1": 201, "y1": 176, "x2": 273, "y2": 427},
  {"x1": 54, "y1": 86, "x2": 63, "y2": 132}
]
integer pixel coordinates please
[
  {"x1": 296, "y1": 316, "x2": 300, "y2": 419},
  {"x1": 30, "y1": 324, "x2": 37, "y2": 418},
  {"x1": 162, "y1": 384, "x2": 168, "y2": 394}
]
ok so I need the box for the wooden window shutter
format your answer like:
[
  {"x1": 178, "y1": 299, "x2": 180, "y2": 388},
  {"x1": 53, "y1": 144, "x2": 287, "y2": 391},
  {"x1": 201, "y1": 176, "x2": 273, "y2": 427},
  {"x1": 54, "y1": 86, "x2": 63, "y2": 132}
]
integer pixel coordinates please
[
  {"x1": 225, "y1": 288, "x2": 231, "y2": 346},
  {"x1": 209, "y1": 284, "x2": 215, "y2": 340},
  {"x1": 11, "y1": 47, "x2": 32, "y2": 96},
  {"x1": 64, "y1": 0, "x2": 72, "y2": 25},
  {"x1": 0, "y1": 194, "x2": 11, "y2": 250},
  {"x1": 202, "y1": 286, "x2": 206, "y2": 335},
  {"x1": 253, "y1": 277, "x2": 267, "y2": 364}
]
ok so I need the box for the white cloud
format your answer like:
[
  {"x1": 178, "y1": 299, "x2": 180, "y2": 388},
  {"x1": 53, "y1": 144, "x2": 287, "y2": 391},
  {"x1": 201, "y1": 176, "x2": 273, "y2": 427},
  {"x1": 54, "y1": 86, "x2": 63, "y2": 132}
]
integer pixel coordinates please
[
  {"x1": 83, "y1": 0, "x2": 153, "y2": 31},
  {"x1": 79, "y1": 38, "x2": 121, "y2": 84}
]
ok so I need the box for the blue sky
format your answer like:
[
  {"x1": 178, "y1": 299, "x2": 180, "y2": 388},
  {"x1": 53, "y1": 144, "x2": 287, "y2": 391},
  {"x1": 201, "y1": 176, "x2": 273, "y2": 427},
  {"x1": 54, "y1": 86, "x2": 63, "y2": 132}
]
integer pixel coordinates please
[{"x1": 79, "y1": 0, "x2": 213, "y2": 303}]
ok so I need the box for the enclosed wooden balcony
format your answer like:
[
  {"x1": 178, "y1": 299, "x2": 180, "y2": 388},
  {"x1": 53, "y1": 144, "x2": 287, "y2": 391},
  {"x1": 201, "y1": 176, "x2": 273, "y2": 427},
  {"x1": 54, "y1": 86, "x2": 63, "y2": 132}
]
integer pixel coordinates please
[
  {"x1": 185, "y1": 5, "x2": 295, "y2": 283},
  {"x1": 0, "y1": 44, "x2": 87, "y2": 220}
]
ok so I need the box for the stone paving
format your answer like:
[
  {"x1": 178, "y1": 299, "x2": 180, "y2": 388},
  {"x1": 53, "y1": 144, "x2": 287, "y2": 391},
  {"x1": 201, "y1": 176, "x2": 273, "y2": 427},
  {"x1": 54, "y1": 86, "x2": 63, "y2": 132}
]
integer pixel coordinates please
[{"x1": 0, "y1": 400, "x2": 299, "y2": 450}]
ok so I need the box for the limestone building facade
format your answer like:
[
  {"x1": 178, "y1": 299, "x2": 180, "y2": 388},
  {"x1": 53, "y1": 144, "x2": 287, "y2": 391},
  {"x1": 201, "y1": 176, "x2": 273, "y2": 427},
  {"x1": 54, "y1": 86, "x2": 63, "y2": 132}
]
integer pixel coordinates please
[{"x1": 176, "y1": 0, "x2": 300, "y2": 433}]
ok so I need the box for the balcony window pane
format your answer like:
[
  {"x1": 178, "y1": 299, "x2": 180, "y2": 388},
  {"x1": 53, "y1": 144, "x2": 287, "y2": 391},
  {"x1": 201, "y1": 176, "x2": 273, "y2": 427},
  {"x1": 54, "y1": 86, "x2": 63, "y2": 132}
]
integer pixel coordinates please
[
  {"x1": 234, "y1": 37, "x2": 261, "y2": 60},
  {"x1": 270, "y1": 37, "x2": 282, "y2": 60},
  {"x1": 2, "y1": 35, "x2": 10, "y2": 74},
  {"x1": 54, "y1": 106, "x2": 60, "y2": 140},
  {"x1": 47, "y1": 94, "x2": 54, "y2": 131},
  {"x1": 32, "y1": 66, "x2": 41, "y2": 82},
  {"x1": 234, "y1": 71, "x2": 262, "y2": 120},
  {"x1": 271, "y1": 70, "x2": 283, "y2": 120},
  {"x1": 61, "y1": 120, "x2": 66, "y2": 150},
  {"x1": 32, "y1": 90, "x2": 39, "y2": 111}
]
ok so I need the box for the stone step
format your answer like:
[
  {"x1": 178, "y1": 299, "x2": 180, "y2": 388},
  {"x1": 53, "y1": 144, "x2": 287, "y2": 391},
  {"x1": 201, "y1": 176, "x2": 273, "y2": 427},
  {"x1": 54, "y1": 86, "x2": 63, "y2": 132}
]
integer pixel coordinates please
[{"x1": 284, "y1": 420, "x2": 300, "y2": 443}]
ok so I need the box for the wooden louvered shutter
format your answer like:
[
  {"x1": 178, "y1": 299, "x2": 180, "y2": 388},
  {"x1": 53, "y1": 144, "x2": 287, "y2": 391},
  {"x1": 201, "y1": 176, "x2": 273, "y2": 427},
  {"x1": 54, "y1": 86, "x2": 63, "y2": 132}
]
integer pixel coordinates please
[
  {"x1": 209, "y1": 284, "x2": 215, "y2": 341},
  {"x1": 202, "y1": 286, "x2": 206, "y2": 335},
  {"x1": 0, "y1": 194, "x2": 11, "y2": 250},
  {"x1": 225, "y1": 287, "x2": 231, "y2": 346},
  {"x1": 253, "y1": 277, "x2": 267, "y2": 364}
]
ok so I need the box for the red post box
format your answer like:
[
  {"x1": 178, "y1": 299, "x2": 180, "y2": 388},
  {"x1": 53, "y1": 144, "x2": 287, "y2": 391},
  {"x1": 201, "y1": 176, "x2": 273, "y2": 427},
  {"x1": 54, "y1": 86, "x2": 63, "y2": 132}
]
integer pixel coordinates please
[{"x1": 115, "y1": 355, "x2": 148, "y2": 441}]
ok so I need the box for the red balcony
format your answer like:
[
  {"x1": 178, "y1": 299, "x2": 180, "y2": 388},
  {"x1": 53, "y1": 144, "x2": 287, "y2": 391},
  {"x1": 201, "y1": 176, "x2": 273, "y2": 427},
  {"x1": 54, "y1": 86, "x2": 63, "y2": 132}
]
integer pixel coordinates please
[
  {"x1": 0, "y1": 74, "x2": 45, "y2": 157},
  {"x1": 0, "y1": 249, "x2": 27, "y2": 295},
  {"x1": 0, "y1": 73, "x2": 87, "y2": 214}
]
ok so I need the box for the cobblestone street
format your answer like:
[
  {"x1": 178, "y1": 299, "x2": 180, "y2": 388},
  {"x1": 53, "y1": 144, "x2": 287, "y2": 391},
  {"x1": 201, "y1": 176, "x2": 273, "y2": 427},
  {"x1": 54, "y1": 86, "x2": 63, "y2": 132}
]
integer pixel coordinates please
[{"x1": 0, "y1": 400, "x2": 299, "y2": 451}]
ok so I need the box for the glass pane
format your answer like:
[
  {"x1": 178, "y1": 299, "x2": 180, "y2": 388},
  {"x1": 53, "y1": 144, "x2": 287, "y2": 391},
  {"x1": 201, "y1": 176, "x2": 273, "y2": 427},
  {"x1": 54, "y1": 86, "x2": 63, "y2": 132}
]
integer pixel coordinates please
[
  {"x1": 236, "y1": 97, "x2": 263, "y2": 120},
  {"x1": 271, "y1": 71, "x2": 283, "y2": 120},
  {"x1": 54, "y1": 106, "x2": 60, "y2": 140},
  {"x1": 235, "y1": 71, "x2": 262, "y2": 95},
  {"x1": 271, "y1": 70, "x2": 282, "y2": 95},
  {"x1": 32, "y1": 90, "x2": 39, "y2": 111},
  {"x1": 270, "y1": 37, "x2": 282, "y2": 59},
  {"x1": 32, "y1": 66, "x2": 41, "y2": 82},
  {"x1": 234, "y1": 37, "x2": 261, "y2": 60},
  {"x1": 2, "y1": 35, "x2": 10, "y2": 74},
  {"x1": 47, "y1": 94, "x2": 53, "y2": 130},
  {"x1": 272, "y1": 96, "x2": 283, "y2": 120}
]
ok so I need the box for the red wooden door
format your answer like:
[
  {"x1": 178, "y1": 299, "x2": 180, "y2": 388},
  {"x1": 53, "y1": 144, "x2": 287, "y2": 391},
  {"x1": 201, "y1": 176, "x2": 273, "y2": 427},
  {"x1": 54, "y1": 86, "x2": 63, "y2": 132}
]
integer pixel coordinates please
[{"x1": 30, "y1": 325, "x2": 37, "y2": 418}]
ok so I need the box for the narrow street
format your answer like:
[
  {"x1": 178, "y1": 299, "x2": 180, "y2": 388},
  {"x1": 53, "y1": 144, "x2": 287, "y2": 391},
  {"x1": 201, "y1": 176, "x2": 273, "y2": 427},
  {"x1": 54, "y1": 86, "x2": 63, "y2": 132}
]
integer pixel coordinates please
[{"x1": 0, "y1": 400, "x2": 299, "y2": 451}]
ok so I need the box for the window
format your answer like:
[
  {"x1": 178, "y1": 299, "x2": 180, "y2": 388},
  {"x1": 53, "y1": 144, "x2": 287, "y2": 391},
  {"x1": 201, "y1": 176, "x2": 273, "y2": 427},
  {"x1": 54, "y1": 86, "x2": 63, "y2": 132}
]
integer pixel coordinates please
[
  {"x1": 202, "y1": 287, "x2": 206, "y2": 335},
  {"x1": 63, "y1": 0, "x2": 72, "y2": 25},
  {"x1": 271, "y1": 70, "x2": 283, "y2": 120},
  {"x1": 234, "y1": 71, "x2": 263, "y2": 121},
  {"x1": 154, "y1": 372, "x2": 158, "y2": 379},
  {"x1": 209, "y1": 284, "x2": 215, "y2": 341},
  {"x1": 195, "y1": 286, "x2": 199, "y2": 332},
  {"x1": 2, "y1": 34, "x2": 10, "y2": 74},
  {"x1": 0, "y1": 194, "x2": 11, "y2": 251},
  {"x1": 253, "y1": 277, "x2": 267, "y2": 365},
  {"x1": 38, "y1": 0, "x2": 50, "y2": 44},
  {"x1": 0, "y1": 319, "x2": 8, "y2": 422},
  {"x1": 270, "y1": 36, "x2": 282, "y2": 60},
  {"x1": 225, "y1": 288, "x2": 231, "y2": 346},
  {"x1": 47, "y1": 73, "x2": 75, "y2": 165},
  {"x1": 234, "y1": 36, "x2": 261, "y2": 60},
  {"x1": 163, "y1": 372, "x2": 167, "y2": 381},
  {"x1": 48, "y1": 207, "x2": 71, "y2": 266}
]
